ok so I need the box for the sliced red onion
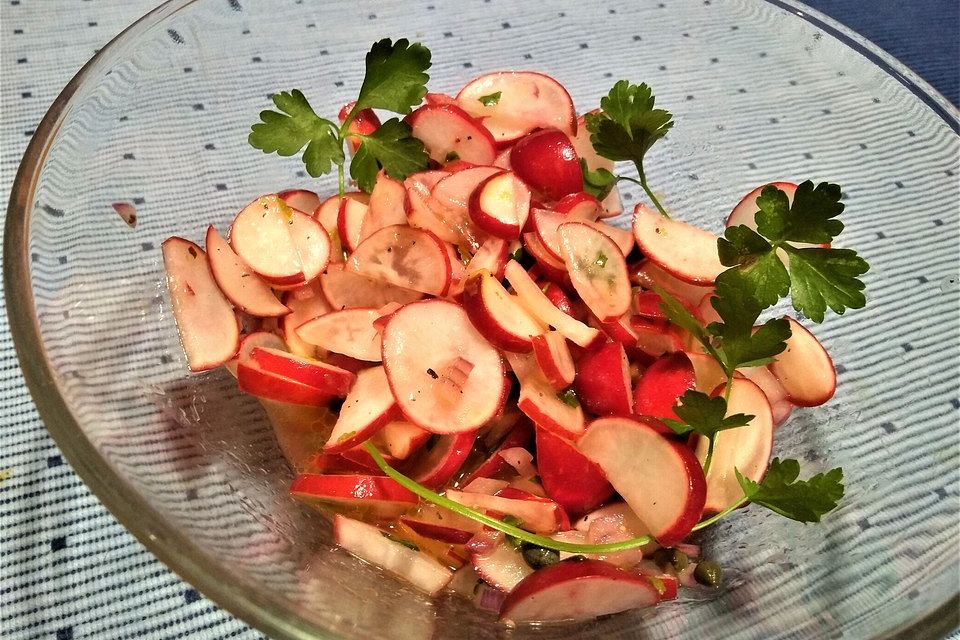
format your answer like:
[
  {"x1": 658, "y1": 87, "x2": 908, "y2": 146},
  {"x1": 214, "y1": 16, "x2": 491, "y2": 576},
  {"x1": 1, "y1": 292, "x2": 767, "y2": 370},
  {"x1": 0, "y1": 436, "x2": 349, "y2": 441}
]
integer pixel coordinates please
[
  {"x1": 675, "y1": 542, "x2": 700, "y2": 559},
  {"x1": 498, "y1": 446, "x2": 537, "y2": 479},
  {"x1": 474, "y1": 580, "x2": 507, "y2": 612},
  {"x1": 112, "y1": 202, "x2": 137, "y2": 227},
  {"x1": 466, "y1": 529, "x2": 503, "y2": 555}
]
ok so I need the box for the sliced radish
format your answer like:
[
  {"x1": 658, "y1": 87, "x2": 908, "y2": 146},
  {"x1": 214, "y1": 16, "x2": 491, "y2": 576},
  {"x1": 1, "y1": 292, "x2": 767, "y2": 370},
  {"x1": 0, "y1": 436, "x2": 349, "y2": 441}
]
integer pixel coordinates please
[
  {"x1": 249, "y1": 346, "x2": 355, "y2": 396},
  {"x1": 460, "y1": 270, "x2": 546, "y2": 352},
  {"x1": 292, "y1": 474, "x2": 416, "y2": 519},
  {"x1": 463, "y1": 477, "x2": 511, "y2": 495},
  {"x1": 541, "y1": 282, "x2": 576, "y2": 318},
  {"x1": 456, "y1": 71, "x2": 576, "y2": 145},
  {"x1": 370, "y1": 421, "x2": 431, "y2": 460},
  {"x1": 337, "y1": 196, "x2": 370, "y2": 254},
  {"x1": 468, "y1": 171, "x2": 531, "y2": 240},
  {"x1": 536, "y1": 427, "x2": 614, "y2": 517},
  {"x1": 338, "y1": 102, "x2": 381, "y2": 153},
  {"x1": 554, "y1": 191, "x2": 603, "y2": 221},
  {"x1": 383, "y1": 299, "x2": 506, "y2": 433},
  {"x1": 319, "y1": 263, "x2": 423, "y2": 311},
  {"x1": 324, "y1": 366, "x2": 397, "y2": 452},
  {"x1": 296, "y1": 307, "x2": 382, "y2": 362},
  {"x1": 404, "y1": 171, "x2": 461, "y2": 245},
  {"x1": 695, "y1": 378, "x2": 774, "y2": 514},
  {"x1": 279, "y1": 189, "x2": 321, "y2": 215},
  {"x1": 205, "y1": 226, "x2": 289, "y2": 317},
  {"x1": 446, "y1": 490, "x2": 560, "y2": 534},
  {"x1": 405, "y1": 103, "x2": 497, "y2": 165},
  {"x1": 632, "y1": 260, "x2": 714, "y2": 305},
  {"x1": 530, "y1": 331, "x2": 575, "y2": 390},
  {"x1": 401, "y1": 505, "x2": 480, "y2": 545},
  {"x1": 590, "y1": 311, "x2": 639, "y2": 346},
  {"x1": 401, "y1": 431, "x2": 476, "y2": 489},
  {"x1": 630, "y1": 317, "x2": 685, "y2": 357},
  {"x1": 571, "y1": 112, "x2": 612, "y2": 174},
  {"x1": 522, "y1": 231, "x2": 569, "y2": 285},
  {"x1": 361, "y1": 171, "x2": 409, "y2": 241},
  {"x1": 504, "y1": 260, "x2": 601, "y2": 348},
  {"x1": 728, "y1": 182, "x2": 801, "y2": 230},
  {"x1": 633, "y1": 352, "x2": 697, "y2": 423},
  {"x1": 464, "y1": 237, "x2": 511, "y2": 280},
  {"x1": 237, "y1": 360, "x2": 332, "y2": 406},
  {"x1": 499, "y1": 559, "x2": 659, "y2": 622},
  {"x1": 632, "y1": 204, "x2": 724, "y2": 286},
  {"x1": 432, "y1": 166, "x2": 502, "y2": 245},
  {"x1": 461, "y1": 417, "x2": 533, "y2": 485},
  {"x1": 574, "y1": 340, "x2": 633, "y2": 417},
  {"x1": 279, "y1": 282, "x2": 331, "y2": 359},
  {"x1": 230, "y1": 195, "x2": 305, "y2": 285},
  {"x1": 225, "y1": 331, "x2": 286, "y2": 377},
  {"x1": 687, "y1": 351, "x2": 727, "y2": 395},
  {"x1": 769, "y1": 317, "x2": 836, "y2": 406},
  {"x1": 347, "y1": 225, "x2": 451, "y2": 296},
  {"x1": 559, "y1": 222, "x2": 631, "y2": 322},
  {"x1": 510, "y1": 128, "x2": 583, "y2": 201},
  {"x1": 471, "y1": 536, "x2": 534, "y2": 592},
  {"x1": 599, "y1": 185, "x2": 624, "y2": 220},
  {"x1": 737, "y1": 364, "x2": 793, "y2": 426},
  {"x1": 332, "y1": 515, "x2": 452, "y2": 595},
  {"x1": 578, "y1": 416, "x2": 707, "y2": 547},
  {"x1": 161, "y1": 237, "x2": 239, "y2": 371},
  {"x1": 507, "y1": 351, "x2": 585, "y2": 439},
  {"x1": 313, "y1": 194, "x2": 345, "y2": 261}
]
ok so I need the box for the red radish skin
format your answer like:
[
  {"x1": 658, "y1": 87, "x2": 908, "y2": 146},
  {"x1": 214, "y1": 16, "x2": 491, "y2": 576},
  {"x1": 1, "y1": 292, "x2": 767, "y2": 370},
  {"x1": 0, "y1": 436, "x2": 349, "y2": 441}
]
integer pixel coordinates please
[
  {"x1": 383, "y1": 299, "x2": 506, "y2": 434},
  {"x1": 536, "y1": 428, "x2": 614, "y2": 517},
  {"x1": 337, "y1": 102, "x2": 381, "y2": 152},
  {"x1": 633, "y1": 352, "x2": 697, "y2": 426},
  {"x1": 522, "y1": 231, "x2": 570, "y2": 285},
  {"x1": 456, "y1": 71, "x2": 577, "y2": 145},
  {"x1": 249, "y1": 347, "x2": 355, "y2": 396},
  {"x1": 578, "y1": 416, "x2": 707, "y2": 547},
  {"x1": 541, "y1": 282, "x2": 576, "y2": 317},
  {"x1": 769, "y1": 318, "x2": 837, "y2": 406},
  {"x1": 319, "y1": 263, "x2": 423, "y2": 311},
  {"x1": 237, "y1": 360, "x2": 333, "y2": 406},
  {"x1": 499, "y1": 559, "x2": 660, "y2": 622},
  {"x1": 460, "y1": 270, "x2": 546, "y2": 352},
  {"x1": 347, "y1": 225, "x2": 451, "y2": 296},
  {"x1": 402, "y1": 431, "x2": 477, "y2": 489},
  {"x1": 230, "y1": 195, "x2": 306, "y2": 285},
  {"x1": 405, "y1": 103, "x2": 497, "y2": 165},
  {"x1": 632, "y1": 204, "x2": 724, "y2": 286},
  {"x1": 554, "y1": 192, "x2": 603, "y2": 221},
  {"x1": 370, "y1": 421, "x2": 432, "y2": 460},
  {"x1": 590, "y1": 312, "x2": 639, "y2": 347},
  {"x1": 463, "y1": 237, "x2": 511, "y2": 280},
  {"x1": 468, "y1": 171, "x2": 531, "y2": 240},
  {"x1": 279, "y1": 282, "x2": 331, "y2": 359},
  {"x1": 161, "y1": 237, "x2": 240, "y2": 371},
  {"x1": 531, "y1": 331, "x2": 576, "y2": 390},
  {"x1": 630, "y1": 317, "x2": 685, "y2": 357},
  {"x1": 337, "y1": 196, "x2": 370, "y2": 253},
  {"x1": 432, "y1": 166, "x2": 502, "y2": 239},
  {"x1": 205, "y1": 226, "x2": 290, "y2": 318},
  {"x1": 507, "y1": 351, "x2": 586, "y2": 439},
  {"x1": 559, "y1": 222, "x2": 632, "y2": 322},
  {"x1": 695, "y1": 379, "x2": 774, "y2": 514},
  {"x1": 333, "y1": 515, "x2": 453, "y2": 595},
  {"x1": 510, "y1": 129, "x2": 583, "y2": 201},
  {"x1": 687, "y1": 351, "x2": 727, "y2": 395},
  {"x1": 225, "y1": 331, "x2": 286, "y2": 377},
  {"x1": 401, "y1": 518, "x2": 476, "y2": 545},
  {"x1": 279, "y1": 189, "x2": 321, "y2": 215},
  {"x1": 632, "y1": 260, "x2": 715, "y2": 305},
  {"x1": 461, "y1": 418, "x2": 534, "y2": 485},
  {"x1": 574, "y1": 341, "x2": 633, "y2": 417},
  {"x1": 404, "y1": 172, "x2": 462, "y2": 245},
  {"x1": 324, "y1": 366, "x2": 398, "y2": 452},
  {"x1": 296, "y1": 307, "x2": 382, "y2": 362}
]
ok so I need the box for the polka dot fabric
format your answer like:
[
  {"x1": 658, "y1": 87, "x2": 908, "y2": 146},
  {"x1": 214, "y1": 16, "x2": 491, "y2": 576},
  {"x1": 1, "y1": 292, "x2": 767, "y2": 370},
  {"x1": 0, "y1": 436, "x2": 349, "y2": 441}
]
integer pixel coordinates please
[{"x1": 1, "y1": 1, "x2": 957, "y2": 640}]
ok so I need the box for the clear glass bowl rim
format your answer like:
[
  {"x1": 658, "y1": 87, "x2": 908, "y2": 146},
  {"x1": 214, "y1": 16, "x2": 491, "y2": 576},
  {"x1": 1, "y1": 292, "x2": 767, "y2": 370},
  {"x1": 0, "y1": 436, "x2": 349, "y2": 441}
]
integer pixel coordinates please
[{"x1": 4, "y1": 1, "x2": 958, "y2": 638}]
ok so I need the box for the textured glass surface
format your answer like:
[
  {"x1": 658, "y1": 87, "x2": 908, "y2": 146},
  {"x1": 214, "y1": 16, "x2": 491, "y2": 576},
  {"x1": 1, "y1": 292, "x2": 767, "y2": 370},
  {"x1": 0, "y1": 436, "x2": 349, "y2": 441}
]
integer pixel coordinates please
[{"x1": 7, "y1": 1, "x2": 958, "y2": 638}]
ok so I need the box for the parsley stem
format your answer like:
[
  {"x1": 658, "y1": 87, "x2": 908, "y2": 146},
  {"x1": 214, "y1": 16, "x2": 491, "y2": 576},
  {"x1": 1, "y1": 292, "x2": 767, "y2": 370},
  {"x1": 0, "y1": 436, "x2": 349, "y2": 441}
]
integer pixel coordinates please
[
  {"x1": 337, "y1": 161, "x2": 345, "y2": 199},
  {"x1": 634, "y1": 164, "x2": 670, "y2": 219},
  {"x1": 702, "y1": 436, "x2": 716, "y2": 476},
  {"x1": 692, "y1": 496, "x2": 749, "y2": 530}
]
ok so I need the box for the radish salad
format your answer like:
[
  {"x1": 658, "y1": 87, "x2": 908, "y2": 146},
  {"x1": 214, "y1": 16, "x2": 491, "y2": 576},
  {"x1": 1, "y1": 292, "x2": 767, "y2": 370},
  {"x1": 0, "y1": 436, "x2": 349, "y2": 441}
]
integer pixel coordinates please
[{"x1": 161, "y1": 39, "x2": 867, "y2": 623}]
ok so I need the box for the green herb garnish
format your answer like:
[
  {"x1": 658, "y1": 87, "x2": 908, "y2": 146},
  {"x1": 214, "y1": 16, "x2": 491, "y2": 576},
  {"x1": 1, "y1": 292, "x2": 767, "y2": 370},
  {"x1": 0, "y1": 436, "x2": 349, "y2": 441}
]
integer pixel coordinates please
[
  {"x1": 737, "y1": 458, "x2": 844, "y2": 523},
  {"x1": 557, "y1": 388, "x2": 580, "y2": 408},
  {"x1": 249, "y1": 38, "x2": 431, "y2": 196},
  {"x1": 478, "y1": 91, "x2": 502, "y2": 107}
]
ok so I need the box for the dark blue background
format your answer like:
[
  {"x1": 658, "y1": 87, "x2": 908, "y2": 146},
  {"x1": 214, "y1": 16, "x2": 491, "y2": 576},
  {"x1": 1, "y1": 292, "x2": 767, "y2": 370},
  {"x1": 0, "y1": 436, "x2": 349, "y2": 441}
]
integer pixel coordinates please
[{"x1": 805, "y1": 0, "x2": 959, "y2": 106}]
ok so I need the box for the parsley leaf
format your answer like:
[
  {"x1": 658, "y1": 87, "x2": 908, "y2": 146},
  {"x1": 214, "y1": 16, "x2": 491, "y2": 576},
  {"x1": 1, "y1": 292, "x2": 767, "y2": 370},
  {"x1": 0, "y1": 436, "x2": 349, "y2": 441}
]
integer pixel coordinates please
[
  {"x1": 736, "y1": 458, "x2": 844, "y2": 523},
  {"x1": 708, "y1": 272, "x2": 791, "y2": 371},
  {"x1": 782, "y1": 246, "x2": 868, "y2": 323},
  {"x1": 756, "y1": 181, "x2": 844, "y2": 245},
  {"x1": 651, "y1": 285, "x2": 709, "y2": 345},
  {"x1": 721, "y1": 181, "x2": 869, "y2": 322},
  {"x1": 478, "y1": 91, "x2": 502, "y2": 107},
  {"x1": 662, "y1": 390, "x2": 753, "y2": 437},
  {"x1": 350, "y1": 118, "x2": 430, "y2": 192},
  {"x1": 584, "y1": 80, "x2": 673, "y2": 216},
  {"x1": 354, "y1": 38, "x2": 431, "y2": 115},
  {"x1": 580, "y1": 159, "x2": 617, "y2": 200},
  {"x1": 248, "y1": 90, "x2": 343, "y2": 177}
]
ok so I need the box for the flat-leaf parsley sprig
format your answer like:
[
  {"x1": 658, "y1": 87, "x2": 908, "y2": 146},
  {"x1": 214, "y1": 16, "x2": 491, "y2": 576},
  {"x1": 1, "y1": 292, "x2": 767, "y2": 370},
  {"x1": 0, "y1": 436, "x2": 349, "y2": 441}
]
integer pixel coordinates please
[{"x1": 249, "y1": 38, "x2": 432, "y2": 197}]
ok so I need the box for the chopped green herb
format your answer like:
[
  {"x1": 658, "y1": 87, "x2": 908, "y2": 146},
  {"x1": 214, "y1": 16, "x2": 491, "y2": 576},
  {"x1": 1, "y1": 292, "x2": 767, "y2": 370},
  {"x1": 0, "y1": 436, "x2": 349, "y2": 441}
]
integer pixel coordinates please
[
  {"x1": 478, "y1": 91, "x2": 502, "y2": 107},
  {"x1": 557, "y1": 388, "x2": 580, "y2": 408},
  {"x1": 381, "y1": 531, "x2": 420, "y2": 552},
  {"x1": 594, "y1": 251, "x2": 608, "y2": 268},
  {"x1": 445, "y1": 150, "x2": 460, "y2": 162}
]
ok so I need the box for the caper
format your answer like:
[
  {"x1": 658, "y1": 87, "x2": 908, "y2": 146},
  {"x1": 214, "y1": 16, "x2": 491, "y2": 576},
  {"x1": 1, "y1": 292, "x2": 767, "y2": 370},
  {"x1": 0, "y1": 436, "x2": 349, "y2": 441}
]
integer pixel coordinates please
[
  {"x1": 653, "y1": 547, "x2": 689, "y2": 572},
  {"x1": 521, "y1": 543, "x2": 560, "y2": 569},
  {"x1": 694, "y1": 560, "x2": 723, "y2": 587}
]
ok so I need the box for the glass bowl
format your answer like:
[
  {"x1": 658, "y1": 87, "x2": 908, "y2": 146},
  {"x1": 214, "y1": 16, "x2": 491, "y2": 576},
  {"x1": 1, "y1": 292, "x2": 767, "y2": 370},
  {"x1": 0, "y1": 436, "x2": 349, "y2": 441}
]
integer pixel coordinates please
[{"x1": 6, "y1": 0, "x2": 958, "y2": 638}]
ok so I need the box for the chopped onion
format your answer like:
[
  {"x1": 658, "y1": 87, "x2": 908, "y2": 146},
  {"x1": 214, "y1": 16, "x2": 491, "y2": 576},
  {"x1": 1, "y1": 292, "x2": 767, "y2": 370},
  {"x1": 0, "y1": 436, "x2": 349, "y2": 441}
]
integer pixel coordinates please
[{"x1": 499, "y1": 446, "x2": 537, "y2": 479}]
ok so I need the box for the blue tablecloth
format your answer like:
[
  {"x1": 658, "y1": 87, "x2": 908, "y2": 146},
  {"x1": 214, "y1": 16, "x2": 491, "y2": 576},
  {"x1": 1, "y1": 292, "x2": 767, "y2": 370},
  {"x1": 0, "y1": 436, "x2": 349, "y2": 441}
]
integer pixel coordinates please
[{"x1": 0, "y1": 2, "x2": 956, "y2": 639}]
